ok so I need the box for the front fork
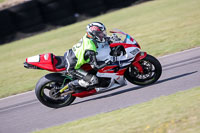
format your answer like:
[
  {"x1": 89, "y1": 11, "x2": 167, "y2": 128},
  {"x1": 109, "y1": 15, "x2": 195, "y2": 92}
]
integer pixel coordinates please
[{"x1": 132, "y1": 52, "x2": 147, "y2": 73}]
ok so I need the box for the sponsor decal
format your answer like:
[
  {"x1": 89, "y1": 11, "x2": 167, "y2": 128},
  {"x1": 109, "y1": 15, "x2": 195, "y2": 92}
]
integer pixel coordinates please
[
  {"x1": 90, "y1": 26, "x2": 100, "y2": 31},
  {"x1": 130, "y1": 48, "x2": 140, "y2": 56}
]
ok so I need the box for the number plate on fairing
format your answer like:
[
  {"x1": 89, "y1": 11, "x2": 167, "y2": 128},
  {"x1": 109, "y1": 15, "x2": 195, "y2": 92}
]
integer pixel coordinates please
[
  {"x1": 27, "y1": 55, "x2": 40, "y2": 62},
  {"x1": 130, "y1": 48, "x2": 140, "y2": 56}
]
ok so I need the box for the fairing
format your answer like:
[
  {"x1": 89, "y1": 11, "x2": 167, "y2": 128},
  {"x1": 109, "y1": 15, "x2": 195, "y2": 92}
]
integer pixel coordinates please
[
  {"x1": 25, "y1": 29, "x2": 147, "y2": 97},
  {"x1": 25, "y1": 53, "x2": 66, "y2": 72},
  {"x1": 94, "y1": 30, "x2": 144, "y2": 93}
]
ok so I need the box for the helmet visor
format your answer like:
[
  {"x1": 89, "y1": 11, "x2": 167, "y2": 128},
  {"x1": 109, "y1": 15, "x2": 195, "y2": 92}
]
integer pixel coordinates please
[{"x1": 93, "y1": 30, "x2": 107, "y2": 42}]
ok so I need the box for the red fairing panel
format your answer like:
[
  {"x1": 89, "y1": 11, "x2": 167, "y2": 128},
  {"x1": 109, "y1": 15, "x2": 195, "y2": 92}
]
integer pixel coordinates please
[
  {"x1": 116, "y1": 68, "x2": 127, "y2": 75},
  {"x1": 98, "y1": 65, "x2": 127, "y2": 76},
  {"x1": 98, "y1": 65, "x2": 118, "y2": 73},
  {"x1": 72, "y1": 89, "x2": 97, "y2": 98},
  {"x1": 27, "y1": 53, "x2": 65, "y2": 72},
  {"x1": 110, "y1": 43, "x2": 140, "y2": 49}
]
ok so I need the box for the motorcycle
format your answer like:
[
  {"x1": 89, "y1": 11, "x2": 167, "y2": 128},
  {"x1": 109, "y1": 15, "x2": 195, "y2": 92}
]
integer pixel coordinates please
[{"x1": 24, "y1": 29, "x2": 162, "y2": 108}]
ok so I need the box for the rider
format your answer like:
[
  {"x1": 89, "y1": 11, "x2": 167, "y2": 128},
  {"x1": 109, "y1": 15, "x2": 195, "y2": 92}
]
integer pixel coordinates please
[{"x1": 64, "y1": 22, "x2": 112, "y2": 92}]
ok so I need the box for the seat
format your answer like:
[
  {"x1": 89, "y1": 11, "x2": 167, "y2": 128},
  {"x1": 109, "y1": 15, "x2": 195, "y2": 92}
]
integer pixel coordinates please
[{"x1": 55, "y1": 56, "x2": 65, "y2": 69}]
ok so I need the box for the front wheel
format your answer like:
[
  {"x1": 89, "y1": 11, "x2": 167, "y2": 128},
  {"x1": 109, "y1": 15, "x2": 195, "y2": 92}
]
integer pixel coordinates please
[
  {"x1": 124, "y1": 54, "x2": 162, "y2": 86},
  {"x1": 35, "y1": 73, "x2": 76, "y2": 108}
]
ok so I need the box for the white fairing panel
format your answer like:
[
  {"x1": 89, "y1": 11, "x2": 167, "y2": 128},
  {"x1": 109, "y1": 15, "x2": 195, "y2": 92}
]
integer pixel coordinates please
[
  {"x1": 95, "y1": 33, "x2": 140, "y2": 92},
  {"x1": 95, "y1": 73, "x2": 127, "y2": 92},
  {"x1": 97, "y1": 45, "x2": 140, "y2": 67},
  {"x1": 117, "y1": 47, "x2": 140, "y2": 67},
  {"x1": 27, "y1": 55, "x2": 40, "y2": 62},
  {"x1": 96, "y1": 43, "x2": 111, "y2": 61},
  {"x1": 95, "y1": 46, "x2": 140, "y2": 92}
]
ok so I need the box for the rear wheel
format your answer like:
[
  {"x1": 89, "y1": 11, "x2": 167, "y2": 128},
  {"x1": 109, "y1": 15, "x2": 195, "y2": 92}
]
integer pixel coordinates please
[
  {"x1": 35, "y1": 73, "x2": 76, "y2": 108},
  {"x1": 125, "y1": 54, "x2": 162, "y2": 86}
]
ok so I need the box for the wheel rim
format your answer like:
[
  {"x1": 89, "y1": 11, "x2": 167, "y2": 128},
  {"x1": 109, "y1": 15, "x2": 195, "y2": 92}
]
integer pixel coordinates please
[
  {"x1": 40, "y1": 81, "x2": 72, "y2": 105},
  {"x1": 129, "y1": 60, "x2": 156, "y2": 83}
]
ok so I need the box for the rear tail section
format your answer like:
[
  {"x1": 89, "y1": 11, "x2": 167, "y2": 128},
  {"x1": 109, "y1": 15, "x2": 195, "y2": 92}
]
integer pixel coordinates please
[{"x1": 24, "y1": 53, "x2": 66, "y2": 72}]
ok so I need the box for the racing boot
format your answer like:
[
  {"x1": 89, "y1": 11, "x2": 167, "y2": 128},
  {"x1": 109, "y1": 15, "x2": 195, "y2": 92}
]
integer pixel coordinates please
[
  {"x1": 67, "y1": 69, "x2": 99, "y2": 92},
  {"x1": 68, "y1": 75, "x2": 99, "y2": 92}
]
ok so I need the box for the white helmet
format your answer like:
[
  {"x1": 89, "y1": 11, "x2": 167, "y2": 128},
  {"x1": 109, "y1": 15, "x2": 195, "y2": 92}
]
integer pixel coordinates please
[{"x1": 86, "y1": 22, "x2": 107, "y2": 43}]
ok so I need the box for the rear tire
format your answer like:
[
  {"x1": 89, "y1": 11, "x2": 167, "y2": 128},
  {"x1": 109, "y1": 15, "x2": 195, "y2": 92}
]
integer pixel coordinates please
[
  {"x1": 125, "y1": 54, "x2": 162, "y2": 86},
  {"x1": 35, "y1": 73, "x2": 76, "y2": 108}
]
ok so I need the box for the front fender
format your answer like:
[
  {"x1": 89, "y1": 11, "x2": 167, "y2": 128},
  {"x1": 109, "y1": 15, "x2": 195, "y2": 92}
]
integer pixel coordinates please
[
  {"x1": 132, "y1": 52, "x2": 147, "y2": 73},
  {"x1": 133, "y1": 52, "x2": 147, "y2": 63}
]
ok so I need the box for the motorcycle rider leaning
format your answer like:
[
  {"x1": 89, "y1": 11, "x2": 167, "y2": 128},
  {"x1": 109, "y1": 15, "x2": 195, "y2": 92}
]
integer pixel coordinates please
[{"x1": 64, "y1": 22, "x2": 112, "y2": 92}]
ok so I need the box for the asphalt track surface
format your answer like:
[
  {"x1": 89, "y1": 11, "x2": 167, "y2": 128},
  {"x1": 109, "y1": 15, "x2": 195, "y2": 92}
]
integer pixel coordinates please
[{"x1": 0, "y1": 47, "x2": 200, "y2": 133}]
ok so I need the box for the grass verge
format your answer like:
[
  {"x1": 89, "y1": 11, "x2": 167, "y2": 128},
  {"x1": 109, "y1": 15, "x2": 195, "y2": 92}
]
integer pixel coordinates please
[
  {"x1": 0, "y1": 0, "x2": 5, "y2": 3},
  {"x1": 0, "y1": 0, "x2": 200, "y2": 98},
  {"x1": 34, "y1": 86, "x2": 200, "y2": 133}
]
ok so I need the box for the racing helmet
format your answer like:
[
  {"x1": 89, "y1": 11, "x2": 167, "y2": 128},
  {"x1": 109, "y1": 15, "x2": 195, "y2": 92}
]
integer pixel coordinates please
[{"x1": 86, "y1": 22, "x2": 107, "y2": 43}]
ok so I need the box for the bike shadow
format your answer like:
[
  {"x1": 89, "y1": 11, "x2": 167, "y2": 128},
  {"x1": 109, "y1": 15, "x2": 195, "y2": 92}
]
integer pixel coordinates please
[{"x1": 71, "y1": 71, "x2": 198, "y2": 106}]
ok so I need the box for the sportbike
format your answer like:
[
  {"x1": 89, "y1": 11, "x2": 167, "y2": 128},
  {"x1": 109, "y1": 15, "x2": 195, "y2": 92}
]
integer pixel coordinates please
[{"x1": 24, "y1": 29, "x2": 162, "y2": 108}]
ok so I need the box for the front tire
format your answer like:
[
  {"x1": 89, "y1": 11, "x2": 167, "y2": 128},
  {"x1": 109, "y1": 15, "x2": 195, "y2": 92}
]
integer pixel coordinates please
[
  {"x1": 35, "y1": 73, "x2": 76, "y2": 108},
  {"x1": 125, "y1": 54, "x2": 162, "y2": 86}
]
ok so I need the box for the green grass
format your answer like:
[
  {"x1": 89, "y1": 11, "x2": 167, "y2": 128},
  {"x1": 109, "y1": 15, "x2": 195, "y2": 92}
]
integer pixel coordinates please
[
  {"x1": 34, "y1": 86, "x2": 200, "y2": 133},
  {"x1": 0, "y1": 0, "x2": 200, "y2": 98},
  {"x1": 0, "y1": 0, "x2": 5, "y2": 3}
]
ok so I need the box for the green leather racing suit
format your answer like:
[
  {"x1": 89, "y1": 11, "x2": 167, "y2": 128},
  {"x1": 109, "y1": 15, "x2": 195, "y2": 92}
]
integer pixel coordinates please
[{"x1": 64, "y1": 34, "x2": 110, "y2": 91}]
